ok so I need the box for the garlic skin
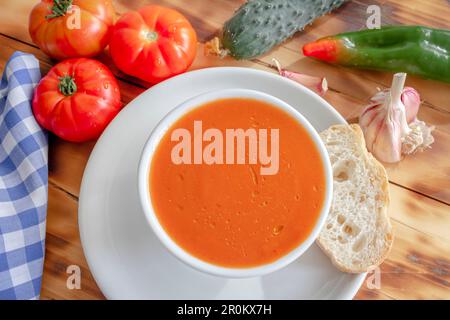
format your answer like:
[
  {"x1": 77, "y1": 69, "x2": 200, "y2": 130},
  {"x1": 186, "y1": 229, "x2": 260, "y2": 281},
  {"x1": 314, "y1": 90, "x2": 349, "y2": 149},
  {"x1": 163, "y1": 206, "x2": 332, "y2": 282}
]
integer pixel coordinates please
[
  {"x1": 402, "y1": 120, "x2": 435, "y2": 155},
  {"x1": 359, "y1": 73, "x2": 434, "y2": 163}
]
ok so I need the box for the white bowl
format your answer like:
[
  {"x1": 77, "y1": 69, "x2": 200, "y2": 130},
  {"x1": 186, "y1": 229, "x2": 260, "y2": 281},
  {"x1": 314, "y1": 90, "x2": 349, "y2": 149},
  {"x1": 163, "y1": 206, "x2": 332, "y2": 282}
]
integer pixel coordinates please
[{"x1": 138, "y1": 88, "x2": 333, "y2": 278}]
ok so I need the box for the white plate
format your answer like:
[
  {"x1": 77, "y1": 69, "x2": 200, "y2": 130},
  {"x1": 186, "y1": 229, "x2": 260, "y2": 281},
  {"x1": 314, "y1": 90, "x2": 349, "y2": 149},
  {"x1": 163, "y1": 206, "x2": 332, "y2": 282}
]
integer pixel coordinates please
[{"x1": 78, "y1": 67, "x2": 366, "y2": 300}]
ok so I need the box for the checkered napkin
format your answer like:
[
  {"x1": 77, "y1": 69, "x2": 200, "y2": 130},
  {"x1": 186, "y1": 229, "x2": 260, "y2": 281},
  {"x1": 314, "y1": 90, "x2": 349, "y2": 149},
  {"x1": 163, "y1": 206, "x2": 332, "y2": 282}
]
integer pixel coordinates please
[{"x1": 0, "y1": 52, "x2": 48, "y2": 300}]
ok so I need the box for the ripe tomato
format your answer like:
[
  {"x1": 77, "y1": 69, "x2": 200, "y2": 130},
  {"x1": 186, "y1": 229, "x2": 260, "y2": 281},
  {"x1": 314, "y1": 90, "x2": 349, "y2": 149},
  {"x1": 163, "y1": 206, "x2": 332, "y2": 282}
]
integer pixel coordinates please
[
  {"x1": 29, "y1": 0, "x2": 115, "y2": 60},
  {"x1": 32, "y1": 58, "x2": 122, "y2": 142},
  {"x1": 109, "y1": 5, "x2": 197, "y2": 84}
]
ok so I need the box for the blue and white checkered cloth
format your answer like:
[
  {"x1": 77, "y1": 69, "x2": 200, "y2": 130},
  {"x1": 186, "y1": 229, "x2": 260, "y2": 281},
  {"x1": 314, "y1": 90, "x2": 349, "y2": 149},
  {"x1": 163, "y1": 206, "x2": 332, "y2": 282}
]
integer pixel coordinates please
[{"x1": 0, "y1": 52, "x2": 48, "y2": 300}]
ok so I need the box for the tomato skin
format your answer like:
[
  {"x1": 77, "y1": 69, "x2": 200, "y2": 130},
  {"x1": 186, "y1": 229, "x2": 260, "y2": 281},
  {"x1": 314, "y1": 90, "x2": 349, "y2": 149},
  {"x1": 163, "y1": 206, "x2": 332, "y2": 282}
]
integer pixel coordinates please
[
  {"x1": 29, "y1": 0, "x2": 115, "y2": 60},
  {"x1": 32, "y1": 58, "x2": 122, "y2": 142},
  {"x1": 109, "y1": 5, "x2": 197, "y2": 84}
]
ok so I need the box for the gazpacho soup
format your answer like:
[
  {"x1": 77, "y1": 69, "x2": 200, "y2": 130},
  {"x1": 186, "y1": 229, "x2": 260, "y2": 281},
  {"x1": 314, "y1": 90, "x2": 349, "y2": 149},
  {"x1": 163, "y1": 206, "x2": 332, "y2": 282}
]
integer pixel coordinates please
[{"x1": 149, "y1": 98, "x2": 325, "y2": 268}]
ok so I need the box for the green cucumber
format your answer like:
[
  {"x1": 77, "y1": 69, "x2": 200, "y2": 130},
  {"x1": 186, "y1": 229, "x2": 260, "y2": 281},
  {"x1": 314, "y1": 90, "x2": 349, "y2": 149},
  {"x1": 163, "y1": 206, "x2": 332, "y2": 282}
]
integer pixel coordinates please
[{"x1": 222, "y1": 0, "x2": 347, "y2": 59}]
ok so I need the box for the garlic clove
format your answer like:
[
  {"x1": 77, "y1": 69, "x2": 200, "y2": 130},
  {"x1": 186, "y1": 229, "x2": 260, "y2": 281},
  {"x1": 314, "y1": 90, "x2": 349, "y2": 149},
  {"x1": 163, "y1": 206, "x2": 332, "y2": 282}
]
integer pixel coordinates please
[
  {"x1": 401, "y1": 87, "x2": 421, "y2": 123},
  {"x1": 272, "y1": 58, "x2": 328, "y2": 96},
  {"x1": 360, "y1": 103, "x2": 387, "y2": 151},
  {"x1": 365, "y1": 90, "x2": 404, "y2": 163},
  {"x1": 372, "y1": 114, "x2": 403, "y2": 163}
]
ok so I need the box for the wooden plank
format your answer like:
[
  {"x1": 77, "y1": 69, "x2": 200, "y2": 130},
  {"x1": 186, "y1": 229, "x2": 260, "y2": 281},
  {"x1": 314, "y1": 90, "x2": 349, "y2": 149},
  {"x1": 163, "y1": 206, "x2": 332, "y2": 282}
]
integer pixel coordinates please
[
  {"x1": 356, "y1": 217, "x2": 450, "y2": 300},
  {"x1": 0, "y1": 0, "x2": 35, "y2": 43},
  {"x1": 384, "y1": 129, "x2": 450, "y2": 205},
  {"x1": 373, "y1": 223, "x2": 450, "y2": 300},
  {"x1": 0, "y1": 0, "x2": 449, "y2": 300},
  {"x1": 354, "y1": 286, "x2": 395, "y2": 300},
  {"x1": 113, "y1": 0, "x2": 232, "y2": 41},
  {"x1": 387, "y1": 0, "x2": 450, "y2": 29},
  {"x1": 41, "y1": 185, "x2": 104, "y2": 300},
  {"x1": 389, "y1": 184, "x2": 450, "y2": 242},
  {"x1": 358, "y1": 184, "x2": 450, "y2": 299}
]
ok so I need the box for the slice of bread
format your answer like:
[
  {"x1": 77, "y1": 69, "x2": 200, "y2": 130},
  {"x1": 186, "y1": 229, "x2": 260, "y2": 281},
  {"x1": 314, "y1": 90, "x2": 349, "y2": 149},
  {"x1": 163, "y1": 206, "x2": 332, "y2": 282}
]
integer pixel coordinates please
[{"x1": 317, "y1": 124, "x2": 393, "y2": 273}]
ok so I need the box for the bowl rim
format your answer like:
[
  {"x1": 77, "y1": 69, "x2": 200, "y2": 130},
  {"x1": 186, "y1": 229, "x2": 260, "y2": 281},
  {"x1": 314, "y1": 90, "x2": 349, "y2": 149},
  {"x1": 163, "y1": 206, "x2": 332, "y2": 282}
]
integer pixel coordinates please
[{"x1": 138, "y1": 88, "x2": 333, "y2": 278}]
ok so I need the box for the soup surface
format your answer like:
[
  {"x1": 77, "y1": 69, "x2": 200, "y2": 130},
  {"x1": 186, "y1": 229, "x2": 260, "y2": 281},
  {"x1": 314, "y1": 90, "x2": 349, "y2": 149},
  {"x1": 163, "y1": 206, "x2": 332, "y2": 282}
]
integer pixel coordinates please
[{"x1": 150, "y1": 98, "x2": 325, "y2": 268}]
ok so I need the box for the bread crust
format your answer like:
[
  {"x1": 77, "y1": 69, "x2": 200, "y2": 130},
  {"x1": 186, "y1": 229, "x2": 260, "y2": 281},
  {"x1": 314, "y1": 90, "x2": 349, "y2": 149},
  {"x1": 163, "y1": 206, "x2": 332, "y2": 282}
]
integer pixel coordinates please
[{"x1": 316, "y1": 124, "x2": 393, "y2": 273}]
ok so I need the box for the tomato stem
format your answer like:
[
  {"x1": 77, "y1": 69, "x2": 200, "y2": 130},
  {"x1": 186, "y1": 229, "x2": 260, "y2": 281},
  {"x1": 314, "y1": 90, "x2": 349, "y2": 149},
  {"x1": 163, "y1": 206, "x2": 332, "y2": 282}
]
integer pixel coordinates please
[
  {"x1": 58, "y1": 75, "x2": 77, "y2": 96},
  {"x1": 46, "y1": 0, "x2": 73, "y2": 19},
  {"x1": 144, "y1": 30, "x2": 159, "y2": 42}
]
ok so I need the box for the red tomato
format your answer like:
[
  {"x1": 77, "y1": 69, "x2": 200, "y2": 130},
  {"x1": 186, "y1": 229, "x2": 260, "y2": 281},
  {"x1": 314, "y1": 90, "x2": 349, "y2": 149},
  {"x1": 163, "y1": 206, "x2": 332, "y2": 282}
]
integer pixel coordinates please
[
  {"x1": 29, "y1": 0, "x2": 115, "y2": 60},
  {"x1": 32, "y1": 58, "x2": 122, "y2": 142},
  {"x1": 109, "y1": 5, "x2": 197, "y2": 84}
]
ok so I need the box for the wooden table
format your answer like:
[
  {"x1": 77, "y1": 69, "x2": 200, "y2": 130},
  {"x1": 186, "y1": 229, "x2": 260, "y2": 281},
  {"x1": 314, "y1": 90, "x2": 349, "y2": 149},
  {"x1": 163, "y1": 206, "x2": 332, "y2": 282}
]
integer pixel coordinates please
[{"x1": 0, "y1": 0, "x2": 449, "y2": 300}]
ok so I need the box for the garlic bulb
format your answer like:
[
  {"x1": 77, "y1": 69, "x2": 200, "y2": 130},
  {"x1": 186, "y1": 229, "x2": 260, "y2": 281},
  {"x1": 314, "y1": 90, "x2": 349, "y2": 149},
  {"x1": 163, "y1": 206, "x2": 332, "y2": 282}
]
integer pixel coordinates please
[
  {"x1": 366, "y1": 85, "x2": 421, "y2": 125},
  {"x1": 359, "y1": 73, "x2": 434, "y2": 163}
]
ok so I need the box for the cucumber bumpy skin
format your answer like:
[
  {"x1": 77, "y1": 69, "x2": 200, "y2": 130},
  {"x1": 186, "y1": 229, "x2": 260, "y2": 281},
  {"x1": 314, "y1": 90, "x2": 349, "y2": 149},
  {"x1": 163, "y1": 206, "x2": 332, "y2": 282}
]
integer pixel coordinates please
[{"x1": 222, "y1": 0, "x2": 347, "y2": 59}]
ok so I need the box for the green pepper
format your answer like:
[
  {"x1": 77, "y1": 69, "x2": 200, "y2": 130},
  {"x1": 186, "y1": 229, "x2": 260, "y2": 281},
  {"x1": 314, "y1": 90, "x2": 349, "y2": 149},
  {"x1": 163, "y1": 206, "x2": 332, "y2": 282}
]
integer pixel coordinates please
[{"x1": 303, "y1": 26, "x2": 450, "y2": 83}]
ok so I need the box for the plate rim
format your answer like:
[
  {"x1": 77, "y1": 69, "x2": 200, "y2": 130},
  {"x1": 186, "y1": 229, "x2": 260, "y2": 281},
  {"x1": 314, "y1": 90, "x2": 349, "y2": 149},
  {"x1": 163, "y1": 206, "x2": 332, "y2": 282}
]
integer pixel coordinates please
[{"x1": 78, "y1": 66, "x2": 366, "y2": 300}]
